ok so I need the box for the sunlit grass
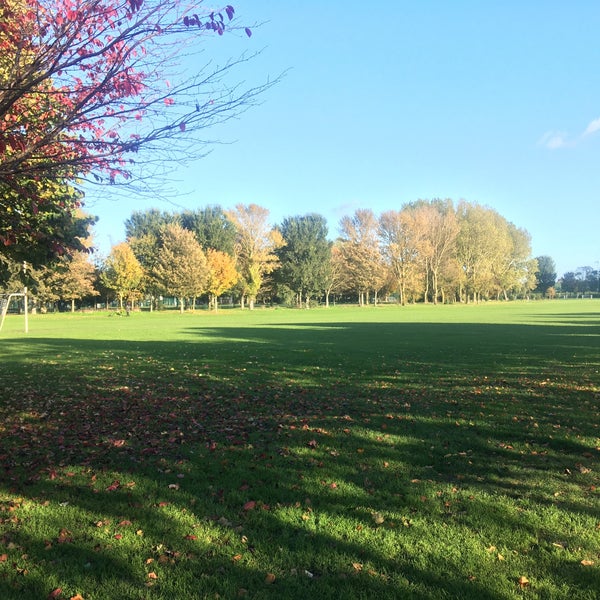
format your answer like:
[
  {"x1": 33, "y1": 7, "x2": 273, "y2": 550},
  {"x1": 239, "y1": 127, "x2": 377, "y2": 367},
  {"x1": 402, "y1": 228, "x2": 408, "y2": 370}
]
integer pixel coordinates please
[{"x1": 1, "y1": 301, "x2": 599, "y2": 598}]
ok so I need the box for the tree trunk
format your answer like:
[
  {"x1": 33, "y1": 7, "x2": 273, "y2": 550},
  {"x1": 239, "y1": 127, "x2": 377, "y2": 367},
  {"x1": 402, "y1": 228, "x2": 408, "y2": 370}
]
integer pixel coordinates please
[
  {"x1": 71, "y1": 298, "x2": 75, "y2": 313},
  {"x1": 179, "y1": 297, "x2": 184, "y2": 314}
]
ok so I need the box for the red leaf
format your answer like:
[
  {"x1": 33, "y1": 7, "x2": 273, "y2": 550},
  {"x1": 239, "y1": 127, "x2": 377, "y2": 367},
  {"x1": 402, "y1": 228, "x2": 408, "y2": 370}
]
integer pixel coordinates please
[
  {"x1": 243, "y1": 500, "x2": 256, "y2": 511},
  {"x1": 48, "y1": 589, "x2": 62, "y2": 599}
]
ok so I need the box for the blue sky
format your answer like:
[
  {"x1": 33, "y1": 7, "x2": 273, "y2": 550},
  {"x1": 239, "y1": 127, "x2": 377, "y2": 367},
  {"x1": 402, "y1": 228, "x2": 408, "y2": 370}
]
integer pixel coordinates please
[{"x1": 87, "y1": 1, "x2": 600, "y2": 277}]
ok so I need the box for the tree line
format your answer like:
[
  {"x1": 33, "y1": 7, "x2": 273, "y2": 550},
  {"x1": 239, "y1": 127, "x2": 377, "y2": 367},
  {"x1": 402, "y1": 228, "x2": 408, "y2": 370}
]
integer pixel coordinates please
[{"x1": 2, "y1": 199, "x2": 556, "y2": 312}]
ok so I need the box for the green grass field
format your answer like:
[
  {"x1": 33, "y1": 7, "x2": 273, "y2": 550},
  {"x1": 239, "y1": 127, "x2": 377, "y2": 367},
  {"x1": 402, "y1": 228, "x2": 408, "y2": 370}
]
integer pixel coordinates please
[{"x1": 1, "y1": 301, "x2": 599, "y2": 599}]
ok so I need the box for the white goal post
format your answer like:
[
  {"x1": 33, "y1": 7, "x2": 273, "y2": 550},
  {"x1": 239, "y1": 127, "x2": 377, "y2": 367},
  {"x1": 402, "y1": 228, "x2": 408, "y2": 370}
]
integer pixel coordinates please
[{"x1": 0, "y1": 291, "x2": 28, "y2": 333}]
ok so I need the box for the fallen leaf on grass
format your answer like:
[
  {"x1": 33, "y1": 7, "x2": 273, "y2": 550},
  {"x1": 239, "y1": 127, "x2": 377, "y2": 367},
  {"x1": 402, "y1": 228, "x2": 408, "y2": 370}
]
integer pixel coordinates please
[
  {"x1": 243, "y1": 500, "x2": 256, "y2": 511},
  {"x1": 70, "y1": 595, "x2": 85, "y2": 600},
  {"x1": 147, "y1": 572, "x2": 158, "y2": 580},
  {"x1": 372, "y1": 512, "x2": 385, "y2": 525},
  {"x1": 57, "y1": 528, "x2": 73, "y2": 544},
  {"x1": 581, "y1": 559, "x2": 594, "y2": 566},
  {"x1": 265, "y1": 573, "x2": 276, "y2": 584},
  {"x1": 518, "y1": 576, "x2": 530, "y2": 588},
  {"x1": 48, "y1": 589, "x2": 62, "y2": 599}
]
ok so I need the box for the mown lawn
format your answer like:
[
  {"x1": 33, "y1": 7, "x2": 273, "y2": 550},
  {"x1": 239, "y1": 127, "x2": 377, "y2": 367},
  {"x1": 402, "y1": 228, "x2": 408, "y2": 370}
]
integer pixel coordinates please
[{"x1": 0, "y1": 301, "x2": 599, "y2": 599}]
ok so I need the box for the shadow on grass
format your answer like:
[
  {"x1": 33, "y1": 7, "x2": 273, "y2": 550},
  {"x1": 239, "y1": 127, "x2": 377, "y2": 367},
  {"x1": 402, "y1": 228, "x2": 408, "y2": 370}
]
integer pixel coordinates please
[{"x1": 1, "y1": 318, "x2": 599, "y2": 598}]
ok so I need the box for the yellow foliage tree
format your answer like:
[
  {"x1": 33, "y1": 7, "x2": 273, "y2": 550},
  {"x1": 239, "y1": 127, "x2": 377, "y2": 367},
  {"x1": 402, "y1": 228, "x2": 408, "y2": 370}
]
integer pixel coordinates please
[
  {"x1": 205, "y1": 249, "x2": 239, "y2": 311},
  {"x1": 101, "y1": 242, "x2": 145, "y2": 310}
]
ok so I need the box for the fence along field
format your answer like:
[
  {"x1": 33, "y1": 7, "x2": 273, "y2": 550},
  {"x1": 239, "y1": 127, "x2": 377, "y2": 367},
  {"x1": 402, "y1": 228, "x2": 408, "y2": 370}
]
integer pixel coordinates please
[{"x1": 0, "y1": 301, "x2": 599, "y2": 599}]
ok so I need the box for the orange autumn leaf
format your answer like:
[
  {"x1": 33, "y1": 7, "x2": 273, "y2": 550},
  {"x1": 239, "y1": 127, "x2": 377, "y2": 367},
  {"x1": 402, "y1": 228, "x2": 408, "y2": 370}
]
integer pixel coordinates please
[
  {"x1": 518, "y1": 576, "x2": 530, "y2": 588},
  {"x1": 581, "y1": 559, "x2": 594, "y2": 566},
  {"x1": 264, "y1": 573, "x2": 276, "y2": 584},
  {"x1": 70, "y1": 595, "x2": 85, "y2": 600},
  {"x1": 147, "y1": 572, "x2": 158, "y2": 580}
]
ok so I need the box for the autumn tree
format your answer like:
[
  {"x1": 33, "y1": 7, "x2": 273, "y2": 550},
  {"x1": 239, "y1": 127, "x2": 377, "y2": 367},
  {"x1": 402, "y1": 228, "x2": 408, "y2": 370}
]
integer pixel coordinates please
[
  {"x1": 378, "y1": 209, "x2": 424, "y2": 305},
  {"x1": 323, "y1": 243, "x2": 347, "y2": 307},
  {"x1": 338, "y1": 209, "x2": 386, "y2": 305},
  {"x1": 126, "y1": 209, "x2": 178, "y2": 309},
  {"x1": 1, "y1": 0, "x2": 272, "y2": 260},
  {"x1": 409, "y1": 200, "x2": 459, "y2": 304},
  {"x1": 226, "y1": 204, "x2": 283, "y2": 309},
  {"x1": 454, "y1": 202, "x2": 536, "y2": 302},
  {"x1": 101, "y1": 242, "x2": 145, "y2": 309},
  {"x1": 275, "y1": 214, "x2": 331, "y2": 308},
  {"x1": 205, "y1": 248, "x2": 239, "y2": 311},
  {"x1": 490, "y1": 222, "x2": 536, "y2": 299},
  {"x1": 152, "y1": 223, "x2": 207, "y2": 312},
  {"x1": 50, "y1": 252, "x2": 98, "y2": 312}
]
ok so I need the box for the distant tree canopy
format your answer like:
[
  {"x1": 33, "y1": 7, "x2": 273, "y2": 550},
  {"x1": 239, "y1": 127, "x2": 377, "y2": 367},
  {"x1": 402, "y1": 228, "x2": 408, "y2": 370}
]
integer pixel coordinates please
[
  {"x1": 560, "y1": 267, "x2": 599, "y2": 295},
  {"x1": 8, "y1": 199, "x2": 563, "y2": 310},
  {"x1": 180, "y1": 207, "x2": 237, "y2": 256}
]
